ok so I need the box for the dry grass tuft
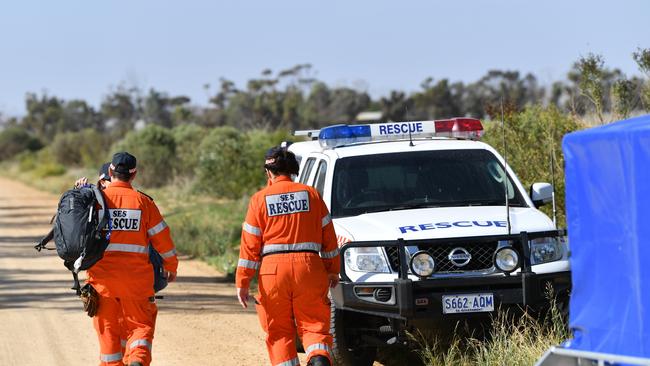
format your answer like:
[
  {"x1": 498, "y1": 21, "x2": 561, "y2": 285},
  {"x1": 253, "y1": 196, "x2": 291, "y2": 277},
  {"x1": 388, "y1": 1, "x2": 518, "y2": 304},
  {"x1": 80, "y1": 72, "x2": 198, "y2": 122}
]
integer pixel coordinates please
[{"x1": 412, "y1": 290, "x2": 569, "y2": 366}]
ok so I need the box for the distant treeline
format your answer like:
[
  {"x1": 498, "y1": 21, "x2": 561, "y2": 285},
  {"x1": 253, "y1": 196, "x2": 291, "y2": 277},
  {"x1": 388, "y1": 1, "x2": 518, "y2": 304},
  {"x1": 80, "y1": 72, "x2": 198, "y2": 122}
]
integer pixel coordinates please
[{"x1": 0, "y1": 50, "x2": 649, "y2": 189}]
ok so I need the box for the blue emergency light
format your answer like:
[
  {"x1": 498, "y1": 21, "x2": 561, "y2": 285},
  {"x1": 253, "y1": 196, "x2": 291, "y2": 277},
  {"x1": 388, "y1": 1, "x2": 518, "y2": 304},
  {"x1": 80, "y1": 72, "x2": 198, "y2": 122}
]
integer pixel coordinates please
[
  {"x1": 318, "y1": 124, "x2": 372, "y2": 147},
  {"x1": 317, "y1": 118, "x2": 483, "y2": 148}
]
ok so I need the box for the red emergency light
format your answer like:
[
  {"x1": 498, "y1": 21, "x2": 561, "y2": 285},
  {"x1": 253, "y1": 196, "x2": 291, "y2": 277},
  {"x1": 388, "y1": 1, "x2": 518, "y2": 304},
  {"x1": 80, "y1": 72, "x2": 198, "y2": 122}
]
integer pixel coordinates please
[{"x1": 433, "y1": 118, "x2": 484, "y2": 139}]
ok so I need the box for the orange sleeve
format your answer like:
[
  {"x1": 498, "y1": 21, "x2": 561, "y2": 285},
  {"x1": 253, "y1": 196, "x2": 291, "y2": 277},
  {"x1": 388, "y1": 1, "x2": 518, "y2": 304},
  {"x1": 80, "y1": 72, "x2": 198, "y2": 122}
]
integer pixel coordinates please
[
  {"x1": 146, "y1": 199, "x2": 179, "y2": 273},
  {"x1": 318, "y1": 193, "x2": 340, "y2": 275},
  {"x1": 236, "y1": 194, "x2": 264, "y2": 289}
]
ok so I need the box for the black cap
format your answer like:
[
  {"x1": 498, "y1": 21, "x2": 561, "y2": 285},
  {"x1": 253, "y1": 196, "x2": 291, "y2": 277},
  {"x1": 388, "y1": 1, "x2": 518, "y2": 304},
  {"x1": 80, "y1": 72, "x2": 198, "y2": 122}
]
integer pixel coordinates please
[
  {"x1": 110, "y1": 152, "x2": 137, "y2": 174},
  {"x1": 264, "y1": 145, "x2": 299, "y2": 176},
  {"x1": 265, "y1": 141, "x2": 293, "y2": 159},
  {"x1": 98, "y1": 163, "x2": 111, "y2": 181},
  {"x1": 265, "y1": 146, "x2": 282, "y2": 160}
]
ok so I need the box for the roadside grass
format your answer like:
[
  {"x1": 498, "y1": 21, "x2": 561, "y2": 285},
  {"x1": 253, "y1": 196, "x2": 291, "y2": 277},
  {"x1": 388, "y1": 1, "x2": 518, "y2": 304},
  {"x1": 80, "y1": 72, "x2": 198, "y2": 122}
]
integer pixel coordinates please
[
  {"x1": 412, "y1": 294, "x2": 569, "y2": 366},
  {"x1": 163, "y1": 196, "x2": 247, "y2": 275},
  {"x1": 147, "y1": 184, "x2": 248, "y2": 275}
]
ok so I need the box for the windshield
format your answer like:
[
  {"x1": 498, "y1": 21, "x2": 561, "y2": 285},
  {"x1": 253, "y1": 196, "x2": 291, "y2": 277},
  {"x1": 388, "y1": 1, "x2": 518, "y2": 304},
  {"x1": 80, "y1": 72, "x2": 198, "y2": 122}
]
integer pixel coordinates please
[{"x1": 331, "y1": 149, "x2": 527, "y2": 218}]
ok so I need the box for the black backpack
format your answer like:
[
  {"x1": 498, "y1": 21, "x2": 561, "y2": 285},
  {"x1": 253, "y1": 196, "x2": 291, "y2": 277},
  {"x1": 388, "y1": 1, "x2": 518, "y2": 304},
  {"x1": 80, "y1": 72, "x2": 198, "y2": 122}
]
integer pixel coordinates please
[
  {"x1": 36, "y1": 186, "x2": 169, "y2": 295},
  {"x1": 36, "y1": 186, "x2": 110, "y2": 294}
]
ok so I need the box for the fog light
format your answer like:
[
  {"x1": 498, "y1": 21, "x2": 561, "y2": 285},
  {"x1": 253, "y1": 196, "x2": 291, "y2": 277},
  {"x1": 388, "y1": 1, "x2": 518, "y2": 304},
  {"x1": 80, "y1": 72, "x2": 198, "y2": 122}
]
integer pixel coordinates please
[
  {"x1": 495, "y1": 247, "x2": 519, "y2": 273},
  {"x1": 373, "y1": 288, "x2": 392, "y2": 302},
  {"x1": 410, "y1": 251, "x2": 435, "y2": 277}
]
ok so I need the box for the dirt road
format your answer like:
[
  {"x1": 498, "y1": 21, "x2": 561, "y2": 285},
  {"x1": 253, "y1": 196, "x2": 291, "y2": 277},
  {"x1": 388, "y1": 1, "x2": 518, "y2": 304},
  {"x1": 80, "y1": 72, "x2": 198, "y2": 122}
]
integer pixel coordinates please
[{"x1": 0, "y1": 176, "x2": 311, "y2": 365}]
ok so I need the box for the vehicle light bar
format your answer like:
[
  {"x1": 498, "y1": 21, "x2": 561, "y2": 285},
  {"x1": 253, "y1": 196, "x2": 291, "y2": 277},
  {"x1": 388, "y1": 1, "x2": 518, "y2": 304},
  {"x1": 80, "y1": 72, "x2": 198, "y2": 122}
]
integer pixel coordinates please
[
  {"x1": 317, "y1": 118, "x2": 483, "y2": 148},
  {"x1": 293, "y1": 129, "x2": 320, "y2": 139}
]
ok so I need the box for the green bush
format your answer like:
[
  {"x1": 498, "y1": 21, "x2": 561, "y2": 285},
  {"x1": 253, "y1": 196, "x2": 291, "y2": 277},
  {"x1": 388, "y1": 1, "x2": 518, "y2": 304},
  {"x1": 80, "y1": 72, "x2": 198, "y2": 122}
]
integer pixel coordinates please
[
  {"x1": 171, "y1": 124, "x2": 206, "y2": 179},
  {"x1": 18, "y1": 150, "x2": 39, "y2": 171},
  {"x1": 50, "y1": 132, "x2": 79, "y2": 165},
  {"x1": 0, "y1": 127, "x2": 42, "y2": 161},
  {"x1": 194, "y1": 128, "x2": 294, "y2": 198},
  {"x1": 194, "y1": 127, "x2": 252, "y2": 198},
  {"x1": 482, "y1": 105, "x2": 584, "y2": 226},
  {"x1": 33, "y1": 162, "x2": 66, "y2": 178},
  {"x1": 243, "y1": 129, "x2": 294, "y2": 186},
  {"x1": 16, "y1": 146, "x2": 54, "y2": 170},
  {"x1": 112, "y1": 125, "x2": 176, "y2": 187},
  {"x1": 244, "y1": 129, "x2": 294, "y2": 163},
  {"x1": 50, "y1": 129, "x2": 109, "y2": 168},
  {"x1": 17, "y1": 147, "x2": 67, "y2": 178},
  {"x1": 78, "y1": 129, "x2": 110, "y2": 167}
]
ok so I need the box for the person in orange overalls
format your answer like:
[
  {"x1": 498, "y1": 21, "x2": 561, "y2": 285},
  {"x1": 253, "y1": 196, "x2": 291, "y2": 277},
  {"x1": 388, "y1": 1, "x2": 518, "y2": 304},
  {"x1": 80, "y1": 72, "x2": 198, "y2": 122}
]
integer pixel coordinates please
[
  {"x1": 87, "y1": 152, "x2": 179, "y2": 366},
  {"x1": 75, "y1": 162, "x2": 163, "y2": 363},
  {"x1": 236, "y1": 146, "x2": 340, "y2": 366}
]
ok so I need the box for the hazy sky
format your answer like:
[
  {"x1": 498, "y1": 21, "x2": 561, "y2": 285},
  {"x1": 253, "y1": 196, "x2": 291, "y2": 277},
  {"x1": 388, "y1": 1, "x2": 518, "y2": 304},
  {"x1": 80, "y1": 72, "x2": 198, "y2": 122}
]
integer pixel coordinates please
[{"x1": 1, "y1": 0, "x2": 648, "y2": 116}]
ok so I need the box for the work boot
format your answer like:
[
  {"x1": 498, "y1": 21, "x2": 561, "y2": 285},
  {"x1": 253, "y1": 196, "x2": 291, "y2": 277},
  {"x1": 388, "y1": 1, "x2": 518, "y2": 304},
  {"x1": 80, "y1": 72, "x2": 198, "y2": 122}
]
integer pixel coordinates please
[{"x1": 307, "y1": 355, "x2": 331, "y2": 366}]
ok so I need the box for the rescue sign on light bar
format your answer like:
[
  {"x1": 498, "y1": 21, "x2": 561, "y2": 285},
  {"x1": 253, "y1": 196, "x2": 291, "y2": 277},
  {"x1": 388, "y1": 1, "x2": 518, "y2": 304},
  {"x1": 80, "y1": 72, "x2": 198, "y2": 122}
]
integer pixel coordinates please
[
  {"x1": 318, "y1": 118, "x2": 483, "y2": 148},
  {"x1": 370, "y1": 121, "x2": 435, "y2": 137}
]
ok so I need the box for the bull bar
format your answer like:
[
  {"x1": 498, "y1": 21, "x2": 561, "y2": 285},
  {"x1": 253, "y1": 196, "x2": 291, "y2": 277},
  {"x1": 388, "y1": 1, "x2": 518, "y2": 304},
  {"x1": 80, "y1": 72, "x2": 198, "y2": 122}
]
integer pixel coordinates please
[{"x1": 331, "y1": 230, "x2": 571, "y2": 320}]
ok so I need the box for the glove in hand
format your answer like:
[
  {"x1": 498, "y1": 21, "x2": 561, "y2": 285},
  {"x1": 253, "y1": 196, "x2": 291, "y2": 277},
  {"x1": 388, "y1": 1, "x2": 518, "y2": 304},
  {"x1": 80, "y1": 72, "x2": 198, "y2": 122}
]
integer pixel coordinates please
[{"x1": 79, "y1": 283, "x2": 99, "y2": 317}]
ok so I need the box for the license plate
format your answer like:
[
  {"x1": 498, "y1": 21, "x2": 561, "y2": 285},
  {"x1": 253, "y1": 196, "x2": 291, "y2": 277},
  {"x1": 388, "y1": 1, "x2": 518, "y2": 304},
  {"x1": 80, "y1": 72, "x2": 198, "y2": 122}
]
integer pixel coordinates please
[{"x1": 442, "y1": 293, "x2": 494, "y2": 314}]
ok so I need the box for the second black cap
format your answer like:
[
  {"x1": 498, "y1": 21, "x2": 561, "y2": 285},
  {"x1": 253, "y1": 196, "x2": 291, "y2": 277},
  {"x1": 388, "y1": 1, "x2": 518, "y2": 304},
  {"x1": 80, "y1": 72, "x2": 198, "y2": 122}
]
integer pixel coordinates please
[{"x1": 98, "y1": 162, "x2": 111, "y2": 181}]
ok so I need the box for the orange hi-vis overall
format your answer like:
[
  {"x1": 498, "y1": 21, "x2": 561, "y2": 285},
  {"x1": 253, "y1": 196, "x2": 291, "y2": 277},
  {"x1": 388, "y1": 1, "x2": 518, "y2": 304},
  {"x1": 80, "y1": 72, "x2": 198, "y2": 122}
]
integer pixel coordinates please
[
  {"x1": 88, "y1": 181, "x2": 178, "y2": 366},
  {"x1": 236, "y1": 176, "x2": 340, "y2": 366}
]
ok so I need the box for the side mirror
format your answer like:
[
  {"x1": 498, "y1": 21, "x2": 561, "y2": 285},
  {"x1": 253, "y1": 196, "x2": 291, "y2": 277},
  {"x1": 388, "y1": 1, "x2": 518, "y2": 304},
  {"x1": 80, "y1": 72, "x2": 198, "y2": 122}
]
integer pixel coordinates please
[{"x1": 530, "y1": 182, "x2": 553, "y2": 208}]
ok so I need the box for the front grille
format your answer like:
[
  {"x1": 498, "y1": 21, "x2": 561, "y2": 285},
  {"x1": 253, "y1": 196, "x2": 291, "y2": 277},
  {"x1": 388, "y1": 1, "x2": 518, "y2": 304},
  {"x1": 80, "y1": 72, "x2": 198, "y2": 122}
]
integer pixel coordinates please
[{"x1": 385, "y1": 241, "x2": 498, "y2": 273}]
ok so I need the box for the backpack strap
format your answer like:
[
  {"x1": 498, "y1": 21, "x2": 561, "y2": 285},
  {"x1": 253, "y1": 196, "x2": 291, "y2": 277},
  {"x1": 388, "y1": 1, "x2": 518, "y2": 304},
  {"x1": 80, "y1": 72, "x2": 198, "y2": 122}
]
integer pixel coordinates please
[
  {"x1": 34, "y1": 228, "x2": 56, "y2": 252},
  {"x1": 92, "y1": 186, "x2": 111, "y2": 240},
  {"x1": 92, "y1": 186, "x2": 107, "y2": 225},
  {"x1": 71, "y1": 271, "x2": 81, "y2": 296}
]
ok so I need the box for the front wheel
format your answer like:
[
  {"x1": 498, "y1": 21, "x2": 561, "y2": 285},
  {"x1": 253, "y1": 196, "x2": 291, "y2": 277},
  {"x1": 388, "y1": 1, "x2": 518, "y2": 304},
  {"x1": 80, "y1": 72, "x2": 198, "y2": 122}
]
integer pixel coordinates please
[{"x1": 330, "y1": 303, "x2": 377, "y2": 366}]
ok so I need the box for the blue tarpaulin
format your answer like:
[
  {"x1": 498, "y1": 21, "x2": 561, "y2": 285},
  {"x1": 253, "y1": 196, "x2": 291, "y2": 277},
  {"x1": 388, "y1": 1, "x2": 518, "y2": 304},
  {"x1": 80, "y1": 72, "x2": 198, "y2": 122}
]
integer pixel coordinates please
[{"x1": 562, "y1": 114, "x2": 650, "y2": 358}]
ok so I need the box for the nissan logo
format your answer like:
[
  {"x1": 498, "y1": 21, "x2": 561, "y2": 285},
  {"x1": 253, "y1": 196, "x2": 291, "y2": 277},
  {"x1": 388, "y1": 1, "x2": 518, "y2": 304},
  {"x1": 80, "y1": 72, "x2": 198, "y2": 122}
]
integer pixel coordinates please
[{"x1": 448, "y1": 247, "x2": 472, "y2": 267}]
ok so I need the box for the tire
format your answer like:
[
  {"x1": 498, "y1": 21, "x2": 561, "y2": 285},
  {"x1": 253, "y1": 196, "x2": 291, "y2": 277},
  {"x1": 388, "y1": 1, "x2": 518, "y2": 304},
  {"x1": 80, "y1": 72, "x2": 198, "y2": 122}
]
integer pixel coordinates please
[{"x1": 330, "y1": 302, "x2": 377, "y2": 366}]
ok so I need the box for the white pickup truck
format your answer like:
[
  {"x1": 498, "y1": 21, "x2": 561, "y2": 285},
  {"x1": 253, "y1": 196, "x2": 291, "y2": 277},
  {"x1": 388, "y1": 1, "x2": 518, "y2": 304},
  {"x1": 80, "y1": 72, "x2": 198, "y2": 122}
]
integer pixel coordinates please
[{"x1": 289, "y1": 118, "x2": 571, "y2": 366}]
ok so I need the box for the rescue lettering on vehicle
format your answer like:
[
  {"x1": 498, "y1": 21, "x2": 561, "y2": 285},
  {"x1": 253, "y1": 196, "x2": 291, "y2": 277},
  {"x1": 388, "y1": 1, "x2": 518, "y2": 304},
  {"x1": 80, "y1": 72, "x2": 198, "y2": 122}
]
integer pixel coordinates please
[
  {"x1": 377, "y1": 122, "x2": 424, "y2": 136},
  {"x1": 398, "y1": 220, "x2": 507, "y2": 233},
  {"x1": 265, "y1": 191, "x2": 310, "y2": 217},
  {"x1": 109, "y1": 209, "x2": 142, "y2": 231}
]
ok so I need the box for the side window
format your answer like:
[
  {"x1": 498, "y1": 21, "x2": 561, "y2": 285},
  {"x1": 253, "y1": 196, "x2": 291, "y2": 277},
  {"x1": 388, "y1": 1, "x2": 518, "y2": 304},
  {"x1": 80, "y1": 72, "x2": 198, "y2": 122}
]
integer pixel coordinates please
[
  {"x1": 299, "y1": 158, "x2": 316, "y2": 184},
  {"x1": 314, "y1": 160, "x2": 328, "y2": 197}
]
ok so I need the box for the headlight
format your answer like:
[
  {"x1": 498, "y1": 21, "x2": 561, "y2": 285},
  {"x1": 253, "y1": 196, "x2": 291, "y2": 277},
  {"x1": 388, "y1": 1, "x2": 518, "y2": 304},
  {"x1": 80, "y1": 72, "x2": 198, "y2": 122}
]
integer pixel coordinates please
[
  {"x1": 530, "y1": 237, "x2": 564, "y2": 265},
  {"x1": 409, "y1": 251, "x2": 435, "y2": 277},
  {"x1": 495, "y1": 247, "x2": 519, "y2": 273},
  {"x1": 344, "y1": 246, "x2": 390, "y2": 273}
]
